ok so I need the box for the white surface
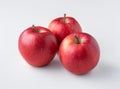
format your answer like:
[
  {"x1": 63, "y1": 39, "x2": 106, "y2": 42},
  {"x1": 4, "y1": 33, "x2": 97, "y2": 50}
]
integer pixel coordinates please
[{"x1": 0, "y1": 0, "x2": 120, "y2": 89}]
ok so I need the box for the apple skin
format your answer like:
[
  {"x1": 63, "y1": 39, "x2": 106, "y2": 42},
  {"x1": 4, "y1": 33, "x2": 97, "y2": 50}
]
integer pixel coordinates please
[
  {"x1": 48, "y1": 15, "x2": 82, "y2": 45},
  {"x1": 59, "y1": 32, "x2": 100, "y2": 74},
  {"x1": 18, "y1": 26, "x2": 58, "y2": 67}
]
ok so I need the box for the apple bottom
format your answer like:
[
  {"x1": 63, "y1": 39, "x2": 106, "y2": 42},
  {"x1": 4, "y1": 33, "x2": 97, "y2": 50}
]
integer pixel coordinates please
[
  {"x1": 19, "y1": 39, "x2": 58, "y2": 67},
  {"x1": 23, "y1": 51, "x2": 56, "y2": 67},
  {"x1": 59, "y1": 48, "x2": 99, "y2": 74}
]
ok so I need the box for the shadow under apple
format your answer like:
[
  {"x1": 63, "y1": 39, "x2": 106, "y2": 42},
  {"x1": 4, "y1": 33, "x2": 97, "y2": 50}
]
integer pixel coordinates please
[{"x1": 75, "y1": 60, "x2": 120, "y2": 82}]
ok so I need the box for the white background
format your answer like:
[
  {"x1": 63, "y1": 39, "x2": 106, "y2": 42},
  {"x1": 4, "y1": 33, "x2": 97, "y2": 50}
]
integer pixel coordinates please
[{"x1": 0, "y1": 0, "x2": 120, "y2": 89}]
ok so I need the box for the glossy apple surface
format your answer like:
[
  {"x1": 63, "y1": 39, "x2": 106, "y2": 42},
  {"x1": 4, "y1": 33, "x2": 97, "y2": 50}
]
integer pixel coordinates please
[
  {"x1": 18, "y1": 25, "x2": 58, "y2": 67},
  {"x1": 48, "y1": 14, "x2": 82, "y2": 45},
  {"x1": 59, "y1": 32, "x2": 100, "y2": 74}
]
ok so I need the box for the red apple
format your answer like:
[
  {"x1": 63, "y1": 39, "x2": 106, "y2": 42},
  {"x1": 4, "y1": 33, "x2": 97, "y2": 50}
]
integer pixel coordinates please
[
  {"x1": 59, "y1": 32, "x2": 100, "y2": 74},
  {"x1": 18, "y1": 25, "x2": 58, "y2": 67},
  {"x1": 48, "y1": 14, "x2": 82, "y2": 45}
]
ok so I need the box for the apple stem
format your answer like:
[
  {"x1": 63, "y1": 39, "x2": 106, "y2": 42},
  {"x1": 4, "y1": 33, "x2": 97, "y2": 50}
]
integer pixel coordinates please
[
  {"x1": 74, "y1": 34, "x2": 81, "y2": 44},
  {"x1": 63, "y1": 13, "x2": 66, "y2": 23},
  {"x1": 32, "y1": 25, "x2": 39, "y2": 33}
]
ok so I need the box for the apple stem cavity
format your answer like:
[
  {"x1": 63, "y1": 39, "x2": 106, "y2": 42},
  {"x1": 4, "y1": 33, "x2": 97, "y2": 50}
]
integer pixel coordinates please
[
  {"x1": 32, "y1": 25, "x2": 39, "y2": 33},
  {"x1": 74, "y1": 34, "x2": 81, "y2": 44}
]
